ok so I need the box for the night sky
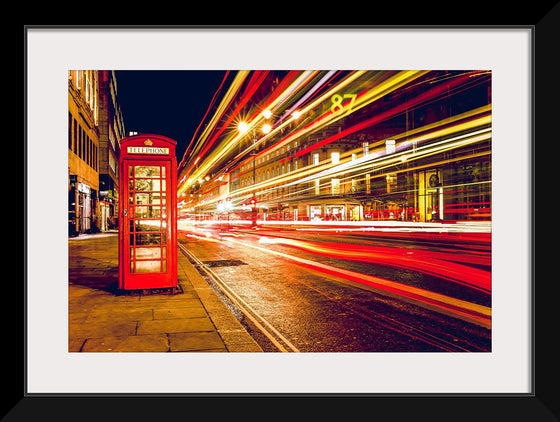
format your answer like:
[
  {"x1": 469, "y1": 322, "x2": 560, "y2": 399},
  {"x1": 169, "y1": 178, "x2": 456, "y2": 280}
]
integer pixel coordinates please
[{"x1": 115, "y1": 70, "x2": 227, "y2": 162}]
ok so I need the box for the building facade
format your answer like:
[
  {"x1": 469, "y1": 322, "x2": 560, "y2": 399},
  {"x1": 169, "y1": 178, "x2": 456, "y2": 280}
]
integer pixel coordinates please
[
  {"x1": 68, "y1": 70, "x2": 126, "y2": 235},
  {"x1": 68, "y1": 70, "x2": 101, "y2": 235},
  {"x1": 189, "y1": 70, "x2": 491, "y2": 224},
  {"x1": 97, "y1": 70, "x2": 126, "y2": 231}
]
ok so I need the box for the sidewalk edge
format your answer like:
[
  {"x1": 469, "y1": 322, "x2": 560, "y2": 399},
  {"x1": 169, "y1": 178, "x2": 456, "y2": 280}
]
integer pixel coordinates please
[{"x1": 177, "y1": 248, "x2": 263, "y2": 352}]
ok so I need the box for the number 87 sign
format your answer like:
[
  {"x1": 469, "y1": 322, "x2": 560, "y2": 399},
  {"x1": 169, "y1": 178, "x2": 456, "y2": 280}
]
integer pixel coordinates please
[{"x1": 330, "y1": 93, "x2": 357, "y2": 115}]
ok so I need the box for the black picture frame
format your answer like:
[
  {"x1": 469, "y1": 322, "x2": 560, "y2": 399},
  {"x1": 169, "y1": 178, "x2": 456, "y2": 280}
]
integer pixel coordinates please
[{"x1": 19, "y1": 17, "x2": 555, "y2": 421}]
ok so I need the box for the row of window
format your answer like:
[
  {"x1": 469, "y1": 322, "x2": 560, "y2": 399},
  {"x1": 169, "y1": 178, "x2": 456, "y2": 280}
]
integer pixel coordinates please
[
  {"x1": 68, "y1": 70, "x2": 99, "y2": 126},
  {"x1": 240, "y1": 140, "x2": 300, "y2": 173},
  {"x1": 239, "y1": 150, "x2": 346, "y2": 188},
  {"x1": 242, "y1": 150, "x2": 343, "y2": 174},
  {"x1": 240, "y1": 159, "x2": 300, "y2": 187},
  {"x1": 251, "y1": 177, "x2": 346, "y2": 204},
  {"x1": 236, "y1": 140, "x2": 377, "y2": 195},
  {"x1": 68, "y1": 112, "x2": 98, "y2": 171},
  {"x1": 241, "y1": 141, "x2": 370, "y2": 173}
]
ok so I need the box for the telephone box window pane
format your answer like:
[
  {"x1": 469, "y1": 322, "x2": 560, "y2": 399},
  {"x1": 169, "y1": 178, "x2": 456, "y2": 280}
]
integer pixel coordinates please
[
  {"x1": 135, "y1": 207, "x2": 148, "y2": 218},
  {"x1": 135, "y1": 192, "x2": 162, "y2": 205},
  {"x1": 135, "y1": 260, "x2": 161, "y2": 273},
  {"x1": 135, "y1": 206, "x2": 161, "y2": 219},
  {"x1": 151, "y1": 193, "x2": 165, "y2": 205},
  {"x1": 152, "y1": 207, "x2": 162, "y2": 218},
  {"x1": 135, "y1": 247, "x2": 161, "y2": 259},
  {"x1": 134, "y1": 179, "x2": 161, "y2": 191},
  {"x1": 162, "y1": 261, "x2": 167, "y2": 272},
  {"x1": 135, "y1": 220, "x2": 161, "y2": 232},
  {"x1": 135, "y1": 233, "x2": 161, "y2": 245},
  {"x1": 134, "y1": 166, "x2": 161, "y2": 178}
]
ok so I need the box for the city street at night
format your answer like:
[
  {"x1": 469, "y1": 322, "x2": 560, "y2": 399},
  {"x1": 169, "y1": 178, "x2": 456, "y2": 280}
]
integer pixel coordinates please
[{"x1": 65, "y1": 68, "x2": 496, "y2": 353}]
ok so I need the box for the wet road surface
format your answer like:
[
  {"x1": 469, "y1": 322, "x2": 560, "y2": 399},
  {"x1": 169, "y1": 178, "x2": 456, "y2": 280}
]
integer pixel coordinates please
[{"x1": 178, "y1": 222, "x2": 491, "y2": 352}]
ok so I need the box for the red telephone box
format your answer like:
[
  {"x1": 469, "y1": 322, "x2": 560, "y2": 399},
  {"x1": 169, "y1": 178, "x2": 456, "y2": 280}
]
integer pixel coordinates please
[{"x1": 118, "y1": 134, "x2": 178, "y2": 291}]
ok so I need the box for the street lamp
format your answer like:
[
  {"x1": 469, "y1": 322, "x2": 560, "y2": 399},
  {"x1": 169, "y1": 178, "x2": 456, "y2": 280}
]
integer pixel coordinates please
[
  {"x1": 238, "y1": 112, "x2": 273, "y2": 228},
  {"x1": 250, "y1": 129, "x2": 258, "y2": 227},
  {"x1": 217, "y1": 197, "x2": 233, "y2": 230},
  {"x1": 238, "y1": 121, "x2": 250, "y2": 134},
  {"x1": 225, "y1": 197, "x2": 232, "y2": 230}
]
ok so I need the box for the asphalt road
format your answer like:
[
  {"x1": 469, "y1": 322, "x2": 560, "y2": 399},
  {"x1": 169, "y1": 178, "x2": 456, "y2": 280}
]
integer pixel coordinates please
[{"x1": 178, "y1": 221, "x2": 492, "y2": 352}]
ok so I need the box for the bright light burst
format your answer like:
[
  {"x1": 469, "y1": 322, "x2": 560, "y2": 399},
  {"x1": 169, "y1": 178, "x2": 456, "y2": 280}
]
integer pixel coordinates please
[{"x1": 237, "y1": 121, "x2": 250, "y2": 134}]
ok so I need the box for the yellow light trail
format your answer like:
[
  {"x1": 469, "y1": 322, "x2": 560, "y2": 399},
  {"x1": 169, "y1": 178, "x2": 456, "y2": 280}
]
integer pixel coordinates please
[
  {"x1": 229, "y1": 71, "x2": 368, "y2": 163},
  {"x1": 178, "y1": 70, "x2": 250, "y2": 195},
  {"x1": 220, "y1": 71, "x2": 428, "y2": 201},
  {"x1": 298, "y1": 121, "x2": 492, "y2": 184},
  {"x1": 179, "y1": 70, "x2": 322, "y2": 195},
  {"x1": 212, "y1": 109, "x2": 491, "y2": 206},
  {"x1": 179, "y1": 70, "x2": 490, "y2": 212},
  {"x1": 216, "y1": 70, "x2": 417, "y2": 178},
  {"x1": 247, "y1": 70, "x2": 428, "y2": 162},
  {"x1": 190, "y1": 127, "x2": 490, "y2": 212}
]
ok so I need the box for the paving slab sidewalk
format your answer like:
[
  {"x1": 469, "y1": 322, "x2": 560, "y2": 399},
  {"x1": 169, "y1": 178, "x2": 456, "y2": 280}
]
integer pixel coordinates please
[{"x1": 68, "y1": 233, "x2": 262, "y2": 352}]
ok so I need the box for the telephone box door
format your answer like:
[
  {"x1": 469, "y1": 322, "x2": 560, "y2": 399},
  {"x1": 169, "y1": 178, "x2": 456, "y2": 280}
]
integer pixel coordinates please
[{"x1": 118, "y1": 134, "x2": 177, "y2": 291}]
